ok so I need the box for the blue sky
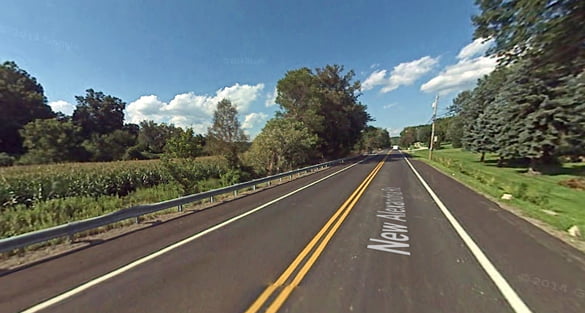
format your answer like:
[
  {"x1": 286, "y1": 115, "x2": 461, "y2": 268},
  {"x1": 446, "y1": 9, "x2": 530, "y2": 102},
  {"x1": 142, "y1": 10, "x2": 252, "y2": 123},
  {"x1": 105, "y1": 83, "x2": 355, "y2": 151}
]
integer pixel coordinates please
[{"x1": 1, "y1": 0, "x2": 496, "y2": 137}]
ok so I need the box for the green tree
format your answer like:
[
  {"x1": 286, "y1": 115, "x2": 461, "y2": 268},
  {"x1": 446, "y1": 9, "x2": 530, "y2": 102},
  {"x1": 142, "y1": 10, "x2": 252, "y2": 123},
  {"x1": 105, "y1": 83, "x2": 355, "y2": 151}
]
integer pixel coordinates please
[
  {"x1": 247, "y1": 118, "x2": 318, "y2": 174},
  {"x1": 82, "y1": 129, "x2": 137, "y2": 162},
  {"x1": 460, "y1": 68, "x2": 509, "y2": 161},
  {"x1": 556, "y1": 72, "x2": 585, "y2": 158},
  {"x1": 18, "y1": 118, "x2": 83, "y2": 164},
  {"x1": 399, "y1": 127, "x2": 416, "y2": 148},
  {"x1": 447, "y1": 116, "x2": 464, "y2": 148},
  {"x1": 473, "y1": 0, "x2": 584, "y2": 74},
  {"x1": 138, "y1": 120, "x2": 181, "y2": 154},
  {"x1": 494, "y1": 62, "x2": 584, "y2": 171},
  {"x1": 72, "y1": 89, "x2": 126, "y2": 138},
  {"x1": 207, "y1": 99, "x2": 248, "y2": 168},
  {"x1": 415, "y1": 125, "x2": 432, "y2": 147},
  {"x1": 473, "y1": 0, "x2": 585, "y2": 169},
  {"x1": 165, "y1": 128, "x2": 205, "y2": 158},
  {"x1": 276, "y1": 65, "x2": 371, "y2": 160},
  {"x1": 359, "y1": 126, "x2": 391, "y2": 152},
  {"x1": 0, "y1": 61, "x2": 55, "y2": 155}
]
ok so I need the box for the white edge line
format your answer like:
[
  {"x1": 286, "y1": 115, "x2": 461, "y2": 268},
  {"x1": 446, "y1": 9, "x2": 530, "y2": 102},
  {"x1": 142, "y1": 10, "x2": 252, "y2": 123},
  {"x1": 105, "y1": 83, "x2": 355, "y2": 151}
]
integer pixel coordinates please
[
  {"x1": 400, "y1": 152, "x2": 533, "y2": 313},
  {"x1": 22, "y1": 156, "x2": 371, "y2": 313}
]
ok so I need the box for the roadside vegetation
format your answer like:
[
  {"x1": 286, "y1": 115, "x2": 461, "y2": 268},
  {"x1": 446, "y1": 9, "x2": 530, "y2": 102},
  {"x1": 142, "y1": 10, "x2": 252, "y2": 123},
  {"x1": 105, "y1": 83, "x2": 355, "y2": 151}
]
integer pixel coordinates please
[
  {"x1": 400, "y1": 1, "x2": 584, "y2": 239},
  {"x1": 411, "y1": 148, "x2": 585, "y2": 236},
  {"x1": 0, "y1": 61, "x2": 391, "y2": 239}
]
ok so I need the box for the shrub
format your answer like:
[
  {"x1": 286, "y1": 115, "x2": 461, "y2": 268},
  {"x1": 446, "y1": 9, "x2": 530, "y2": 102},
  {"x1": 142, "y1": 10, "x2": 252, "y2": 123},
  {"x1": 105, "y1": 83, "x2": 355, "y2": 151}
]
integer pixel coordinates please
[{"x1": 0, "y1": 153, "x2": 15, "y2": 167}]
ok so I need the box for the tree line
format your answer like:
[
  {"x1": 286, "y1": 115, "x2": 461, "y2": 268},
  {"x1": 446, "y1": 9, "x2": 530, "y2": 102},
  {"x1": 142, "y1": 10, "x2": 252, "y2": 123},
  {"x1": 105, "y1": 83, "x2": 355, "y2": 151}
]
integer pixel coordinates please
[
  {"x1": 400, "y1": 0, "x2": 584, "y2": 172},
  {"x1": 1, "y1": 61, "x2": 390, "y2": 171}
]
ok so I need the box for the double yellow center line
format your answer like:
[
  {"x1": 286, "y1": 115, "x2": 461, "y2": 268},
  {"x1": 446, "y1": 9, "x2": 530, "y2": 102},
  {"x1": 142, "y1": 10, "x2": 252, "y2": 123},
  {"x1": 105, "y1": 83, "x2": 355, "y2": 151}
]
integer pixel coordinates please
[{"x1": 245, "y1": 154, "x2": 388, "y2": 313}]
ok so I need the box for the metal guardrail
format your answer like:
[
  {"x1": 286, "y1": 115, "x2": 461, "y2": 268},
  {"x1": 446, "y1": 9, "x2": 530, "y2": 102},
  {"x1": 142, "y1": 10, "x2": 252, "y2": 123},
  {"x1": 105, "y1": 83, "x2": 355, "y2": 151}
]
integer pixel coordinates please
[{"x1": 0, "y1": 155, "x2": 362, "y2": 253}]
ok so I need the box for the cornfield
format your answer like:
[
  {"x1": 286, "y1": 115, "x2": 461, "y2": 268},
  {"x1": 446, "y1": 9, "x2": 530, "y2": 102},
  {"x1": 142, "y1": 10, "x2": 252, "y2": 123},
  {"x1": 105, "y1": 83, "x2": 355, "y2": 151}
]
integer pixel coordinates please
[
  {"x1": 0, "y1": 160, "x2": 169, "y2": 209},
  {"x1": 0, "y1": 157, "x2": 233, "y2": 238}
]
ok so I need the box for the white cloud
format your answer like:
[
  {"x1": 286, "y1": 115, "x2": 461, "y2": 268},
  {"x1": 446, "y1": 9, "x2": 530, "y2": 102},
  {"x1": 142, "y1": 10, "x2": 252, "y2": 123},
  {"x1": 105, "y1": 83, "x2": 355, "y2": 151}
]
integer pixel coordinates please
[
  {"x1": 265, "y1": 87, "x2": 277, "y2": 107},
  {"x1": 126, "y1": 83, "x2": 265, "y2": 132},
  {"x1": 382, "y1": 56, "x2": 439, "y2": 93},
  {"x1": 370, "y1": 63, "x2": 380, "y2": 69},
  {"x1": 457, "y1": 38, "x2": 494, "y2": 60},
  {"x1": 362, "y1": 56, "x2": 439, "y2": 93},
  {"x1": 383, "y1": 103, "x2": 397, "y2": 109},
  {"x1": 49, "y1": 100, "x2": 75, "y2": 115},
  {"x1": 362, "y1": 70, "x2": 387, "y2": 91},
  {"x1": 419, "y1": 37, "x2": 498, "y2": 96},
  {"x1": 420, "y1": 55, "x2": 497, "y2": 95},
  {"x1": 242, "y1": 112, "x2": 268, "y2": 130}
]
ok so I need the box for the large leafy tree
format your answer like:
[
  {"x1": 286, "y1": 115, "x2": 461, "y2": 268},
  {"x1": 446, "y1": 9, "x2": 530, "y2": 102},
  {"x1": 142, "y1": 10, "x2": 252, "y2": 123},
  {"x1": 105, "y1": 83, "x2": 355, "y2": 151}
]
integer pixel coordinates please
[
  {"x1": 164, "y1": 128, "x2": 205, "y2": 158},
  {"x1": 19, "y1": 118, "x2": 83, "y2": 164},
  {"x1": 207, "y1": 99, "x2": 248, "y2": 168},
  {"x1": 358, "y1": 126, "x2": 391, "y2": 153},
  {"x1": 82, "y1": 129, "x2": 137, "y2": 162},
  {"x1": 248, "y1": 118, "x2": 318, "y2": 174},
  {"x1": 72, "y1": 89, "x2": 126, "y2": 138},
  {"x1": 138, "y1": 120, "x2": 181, "y2": 154},
  {"x1": 399, "y1": 127, "x2": 417, "y2": 148},
  {"x1": 276, "y1": 65, "x2": 371, "y2": 160},
  {"x1": 0, "y1": 61, "x2": 55, "y2": 155}
]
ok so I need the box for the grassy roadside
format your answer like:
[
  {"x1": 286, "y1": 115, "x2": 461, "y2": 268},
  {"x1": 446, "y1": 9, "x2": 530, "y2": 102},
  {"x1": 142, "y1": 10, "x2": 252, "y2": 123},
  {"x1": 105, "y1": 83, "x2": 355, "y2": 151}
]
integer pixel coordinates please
[{"x1": 409, "y1": 148, "x2": 585, "y2": 240}]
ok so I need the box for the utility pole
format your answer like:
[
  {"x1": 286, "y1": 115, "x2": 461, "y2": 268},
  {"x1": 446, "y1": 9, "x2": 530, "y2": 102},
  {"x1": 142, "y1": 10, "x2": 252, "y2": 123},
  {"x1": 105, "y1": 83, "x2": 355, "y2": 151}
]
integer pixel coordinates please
[{"x1": 428, "y1": 95, "x2": 439, "y2": 160}]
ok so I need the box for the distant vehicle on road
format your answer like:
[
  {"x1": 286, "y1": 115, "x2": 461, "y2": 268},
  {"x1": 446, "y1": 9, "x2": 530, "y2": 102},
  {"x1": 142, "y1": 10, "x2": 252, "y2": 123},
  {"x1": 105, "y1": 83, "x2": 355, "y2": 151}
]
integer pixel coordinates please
[{"x1": 393, "y1": 145, "x2": 399, "y2": 150}]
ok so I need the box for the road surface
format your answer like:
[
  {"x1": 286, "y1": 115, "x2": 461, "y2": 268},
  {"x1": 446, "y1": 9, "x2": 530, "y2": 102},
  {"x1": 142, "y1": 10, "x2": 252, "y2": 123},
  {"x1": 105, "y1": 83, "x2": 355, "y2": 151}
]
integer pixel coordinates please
[{"x1": 1, "y1": 151, "x2": 584, "y2": 313}]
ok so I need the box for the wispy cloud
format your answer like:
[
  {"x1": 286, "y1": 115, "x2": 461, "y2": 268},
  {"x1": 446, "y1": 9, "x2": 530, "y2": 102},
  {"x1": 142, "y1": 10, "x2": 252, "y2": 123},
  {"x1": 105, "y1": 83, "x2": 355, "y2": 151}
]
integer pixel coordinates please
[
  {"x1": 362, "y1": 70, "x2": 387, "y2": 91},
  {"x1": 362, "y1": 56, "x2": 439, "y2": 93},
  {"x1": 383, "y1": 103, "x2": 397, "y2": 109},
  {"x1": 457, "y1": 38, "x2": 494, "y2": 60},
  {"x1": 421, "y1": 38, "x2": 497, "y2": 95}
]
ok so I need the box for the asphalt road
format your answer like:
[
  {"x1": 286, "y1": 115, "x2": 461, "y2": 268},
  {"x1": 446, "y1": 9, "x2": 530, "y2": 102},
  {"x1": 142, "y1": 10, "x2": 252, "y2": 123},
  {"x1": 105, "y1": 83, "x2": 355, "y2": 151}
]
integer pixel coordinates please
[{"x1": 1, "y1": 151, "x2": 584, "y2": 313}]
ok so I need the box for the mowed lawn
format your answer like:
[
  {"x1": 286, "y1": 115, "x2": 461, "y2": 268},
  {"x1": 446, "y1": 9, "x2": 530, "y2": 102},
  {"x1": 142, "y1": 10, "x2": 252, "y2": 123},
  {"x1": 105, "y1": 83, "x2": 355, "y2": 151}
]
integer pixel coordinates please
[{"x1": 410, "y1": 147, "x2": 585, "y2": 238}]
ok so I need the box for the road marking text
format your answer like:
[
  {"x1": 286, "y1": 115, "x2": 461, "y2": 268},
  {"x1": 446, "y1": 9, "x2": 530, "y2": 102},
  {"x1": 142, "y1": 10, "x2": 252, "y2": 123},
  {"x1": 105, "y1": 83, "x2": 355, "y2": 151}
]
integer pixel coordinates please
[{"x1": 368, "y1": 187, "x2": 410, "y2": 256}]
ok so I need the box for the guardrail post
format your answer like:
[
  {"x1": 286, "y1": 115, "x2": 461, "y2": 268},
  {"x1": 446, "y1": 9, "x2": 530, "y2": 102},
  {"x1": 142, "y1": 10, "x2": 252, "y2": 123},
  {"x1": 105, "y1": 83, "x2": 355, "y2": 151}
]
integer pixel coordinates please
[
  {"x1": 210, "y1": 196, "x2": 214, "y2": 203},
  {"x1": 234, "y1": 190, "x2": 238, "y2": 196},
  {"x1": 178, "y1": 204, "x2": 183, "y2": 212},
  {"x1": 289, "y1": 174, "x2": 292, "y2": 180},
  {"x1": 252, "y1": 185, "x2": 256, "y2": 191},
  {"x1": 135, "y1": 216, "x2": 140, "y2": 224},
  {"x1": 268, "y1": 181, "x2": 271, "y2": 186}
]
